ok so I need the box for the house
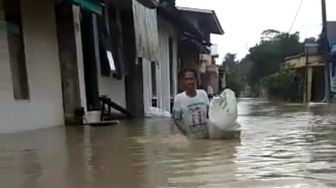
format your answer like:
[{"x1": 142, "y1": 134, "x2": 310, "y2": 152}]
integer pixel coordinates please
[
  {"x1": 55, "y1": 0, "x2": 161, "y2": 124},
  {"x1": 326, "y1": 21, "x2": 336, "y2": 95},
  {"x1": 205, "y1": 44, "x2": 221, "y2": 94},
  {"x1": 0, "y1": 0, "x2": 225, "y2": 133},
  {"x1": 56, "y1": 0, "x2": 184, "y2": 121},
  {"x1": 284, "y1": 42, "x2": 325, "y2": 102},
  {"x1": 140, "y1": 0, "x2": 180, "y2": 115},
  {"x1": 0, "y1": 0, "x2": 163, "y2": 132},
  {"x1": 149, "y1": 2, "x2": 224, "y2": 112},
  {"x1": 197, "y1": 45, "x2": 220, "y2": 95},
  {"x1": 176, "y1": 6, "x2": 224, "y2": 94},
  {"x1": 283, "y1": 21, "x2": 336, "y2": 103},
  {"x1": 0, "y1": 0, "x2": 65, "y2": 132}
]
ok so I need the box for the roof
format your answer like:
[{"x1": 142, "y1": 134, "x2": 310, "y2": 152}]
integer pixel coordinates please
[
  {"x1": 327, "y1": 21, "x2": 336, "y2": 47},
  {"x1": 176, "y1": 6, "x2": 224, "y2": 35},
  {"x1": 284, "y1": 53, "x2": 306, "y2": 61},
  {"x1": 157, "y1": 3, "x2": 210, "y2": 47},
  {"x1": 136, "y1": 0, "x2": 159, "y2": 8}
]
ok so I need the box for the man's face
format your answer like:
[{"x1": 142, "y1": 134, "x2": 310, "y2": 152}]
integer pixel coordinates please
[{"x1": 184, "y1": 71, "x2": 197, "y2": 91}]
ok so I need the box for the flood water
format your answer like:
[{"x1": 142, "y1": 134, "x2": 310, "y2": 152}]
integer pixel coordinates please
[{"x1": 1, "y1": 98, "x2": 336, "y2": 188}]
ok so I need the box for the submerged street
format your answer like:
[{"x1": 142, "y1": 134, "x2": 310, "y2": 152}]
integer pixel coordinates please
[{"x1": 1, "y1": 98, "x2": 336, "y2": 188}]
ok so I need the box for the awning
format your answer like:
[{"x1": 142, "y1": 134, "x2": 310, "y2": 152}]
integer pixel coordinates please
[
  {"x1": 137, "y1": 0, "x2": 159, "y2": 9},
  {"x1": 69, "y1": 0, "x2": 102, "y2": 15}
]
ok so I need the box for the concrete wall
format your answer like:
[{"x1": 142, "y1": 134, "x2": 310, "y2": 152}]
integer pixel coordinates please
[
  {"x1": 157, "y1": 16, "x2": 178, "y2": 112},
  {"x1": 0, "y1": 0, "x2": 63, "y2": 133},
  {"x1": 98, "y1": 76, "x2": 126, "y2": 107},
  {"x1": 142, "y1": 58, "x2": 153, "y2": 115}
]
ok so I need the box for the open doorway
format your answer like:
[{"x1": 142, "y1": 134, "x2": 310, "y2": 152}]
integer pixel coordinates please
[
  {"x1": 312, "y1": 67, "x2": 325, "y2": 102},
  {"x1": 80, "y1": 9, "x2": 100, "y2": 111}
]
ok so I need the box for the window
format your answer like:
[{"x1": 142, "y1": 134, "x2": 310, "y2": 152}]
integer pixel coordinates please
[
  {"x1": 4, "y1": 0, "x2": 29, "y2": 100},
  {"x1": 106, "y1": 50, "x2": 116, "y2": 71}
]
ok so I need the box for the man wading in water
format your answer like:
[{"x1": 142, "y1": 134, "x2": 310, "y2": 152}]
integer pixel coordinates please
[{"x1": 173, "y1": 69, "x2": 210, "y2": 139}]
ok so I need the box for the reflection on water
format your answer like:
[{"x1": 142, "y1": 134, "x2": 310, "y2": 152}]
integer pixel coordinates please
[{"x1": 0, "y1": 98, "x2": 336, "y2": 188}]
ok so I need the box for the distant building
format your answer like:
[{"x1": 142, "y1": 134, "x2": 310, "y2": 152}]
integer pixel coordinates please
[
  {"x1": 283, "y1": 21, "x2": 336, "y2": 103},
  {"x1": 326, "y1": 22, "x2": 336, "y2": 96},
  {"x1": 284, "y1": 42, "x2": 325, "y2": 102},
  {"x1": 200, "y1": 45, "x2": 220, "y2": 95}
]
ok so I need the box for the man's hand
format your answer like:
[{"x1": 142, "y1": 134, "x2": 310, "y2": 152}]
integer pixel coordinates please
[{"x1": 175, "y1": 120, "x2": 187, "y2": 136}]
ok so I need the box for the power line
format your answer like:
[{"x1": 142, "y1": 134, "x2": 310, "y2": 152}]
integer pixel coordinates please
[{"x1": 288, "y1": 0, "x2": 304, "y2": 33}]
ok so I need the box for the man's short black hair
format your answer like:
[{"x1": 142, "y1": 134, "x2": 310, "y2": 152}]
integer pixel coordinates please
[{"x1": 181, "y1": 68, "x2": 197, "y2": 79}]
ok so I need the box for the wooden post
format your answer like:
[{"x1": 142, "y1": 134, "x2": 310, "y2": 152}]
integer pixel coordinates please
[
  {"x1": 321, "y1": 0, "x2": 330, "y2": 102},
  {"x1": 307, "y1": 67, "x2": 313, "y2": 102},
  {"x1": 121, "y1": 10, "x2": 144, "y2": 117}
]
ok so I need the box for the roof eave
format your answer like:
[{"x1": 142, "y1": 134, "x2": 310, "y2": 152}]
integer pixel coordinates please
[
  {"x1": 157, "y1": 3, "x2": 208, "y2": 43},
  {"x1": 210, "y1": 10, "x2": 224, "y2": 35},
  {"x1": 176, "y1": 7, "x2": 224, "y2": 35}
]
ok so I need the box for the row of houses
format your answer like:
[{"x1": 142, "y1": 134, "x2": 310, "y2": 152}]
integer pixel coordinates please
[
  {"x1": 284, "y1": 21, "x2": 336, "y2": 103},
  {"x1": 0, "y1": 0, "x2": 223, "y2": 133}
]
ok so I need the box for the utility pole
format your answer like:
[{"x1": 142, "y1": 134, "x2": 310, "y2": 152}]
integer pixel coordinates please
[{"x1": 321, "y1": 0, "x2": 330, "y2": 102}]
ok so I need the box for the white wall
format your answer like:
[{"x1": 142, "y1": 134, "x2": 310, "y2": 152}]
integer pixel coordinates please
[
  {"x1": 157, "y1": 16, "x2": 178, "y2": 112},
  {"x1": 98, "y1": 77, "x2": 126, "y2": 108},
  {"x1": 0, "y1": 0, "x2": 64, "y2": 133},
  {"x1": 142, "y1": 58, "x2": 153, "y2": 115},
  {"x1": 73, "y1": 6, "x2": 87, "y2": 111}
]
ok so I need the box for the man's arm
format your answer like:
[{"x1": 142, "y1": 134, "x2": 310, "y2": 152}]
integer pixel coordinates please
[
  {"x1": 175, "y1": 119, "x2": 187, "y2": 136},
  {"x1": 172, "y1": 96, "x2": 187, "y2": 136}
]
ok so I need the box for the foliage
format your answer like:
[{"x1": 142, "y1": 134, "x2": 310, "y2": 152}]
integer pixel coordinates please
[
  {"x1": 226, "y1": 68, "x2": 245, "y2": 97},
  {"x1": 260, "y1": 68, "x2": 296, "y2": 100},
  {"x1": 220, "y1": 53, "x2": 246, "y2": 97},
  {"x1": 248, "y1": 30, "x2": 304, "y2": 86},
  {"x1": 237, "y1": 55, "x2": 252, "y2": 76},
  {"x1": 220, "y1": 31, "x2": 304, "y2": 99}
]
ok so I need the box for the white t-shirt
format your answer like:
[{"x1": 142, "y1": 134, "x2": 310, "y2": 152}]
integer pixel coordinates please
[{"x1": 173, "y1": 90, "x2": 209, "y2": 139}]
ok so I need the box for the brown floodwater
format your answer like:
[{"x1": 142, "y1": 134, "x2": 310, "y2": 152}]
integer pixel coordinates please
[{"x1": 1, "y1": 98, "x2": 336, "y2": 188}]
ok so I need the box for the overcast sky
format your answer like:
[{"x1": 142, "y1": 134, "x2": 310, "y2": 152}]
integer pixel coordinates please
[{"x1": 176, "y1": 0, "x2": 336, "y2": 61}]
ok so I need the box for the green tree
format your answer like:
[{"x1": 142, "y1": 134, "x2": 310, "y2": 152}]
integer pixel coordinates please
[
  {"x1": 246, "y1": 31, "x2": 303, "y2": 97},
  {"x1": 230, "y1": 30, "x2": 304, "y2": 99},
  {"x1": 260, "y1": 68, "x2": 296, "y2": 100},
  {"x1": 248, "y1": 31, "x2": 303, "y2": 84},
  {"x1": 220, "y1": 53, "x2": 246, "y2": 96}
]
